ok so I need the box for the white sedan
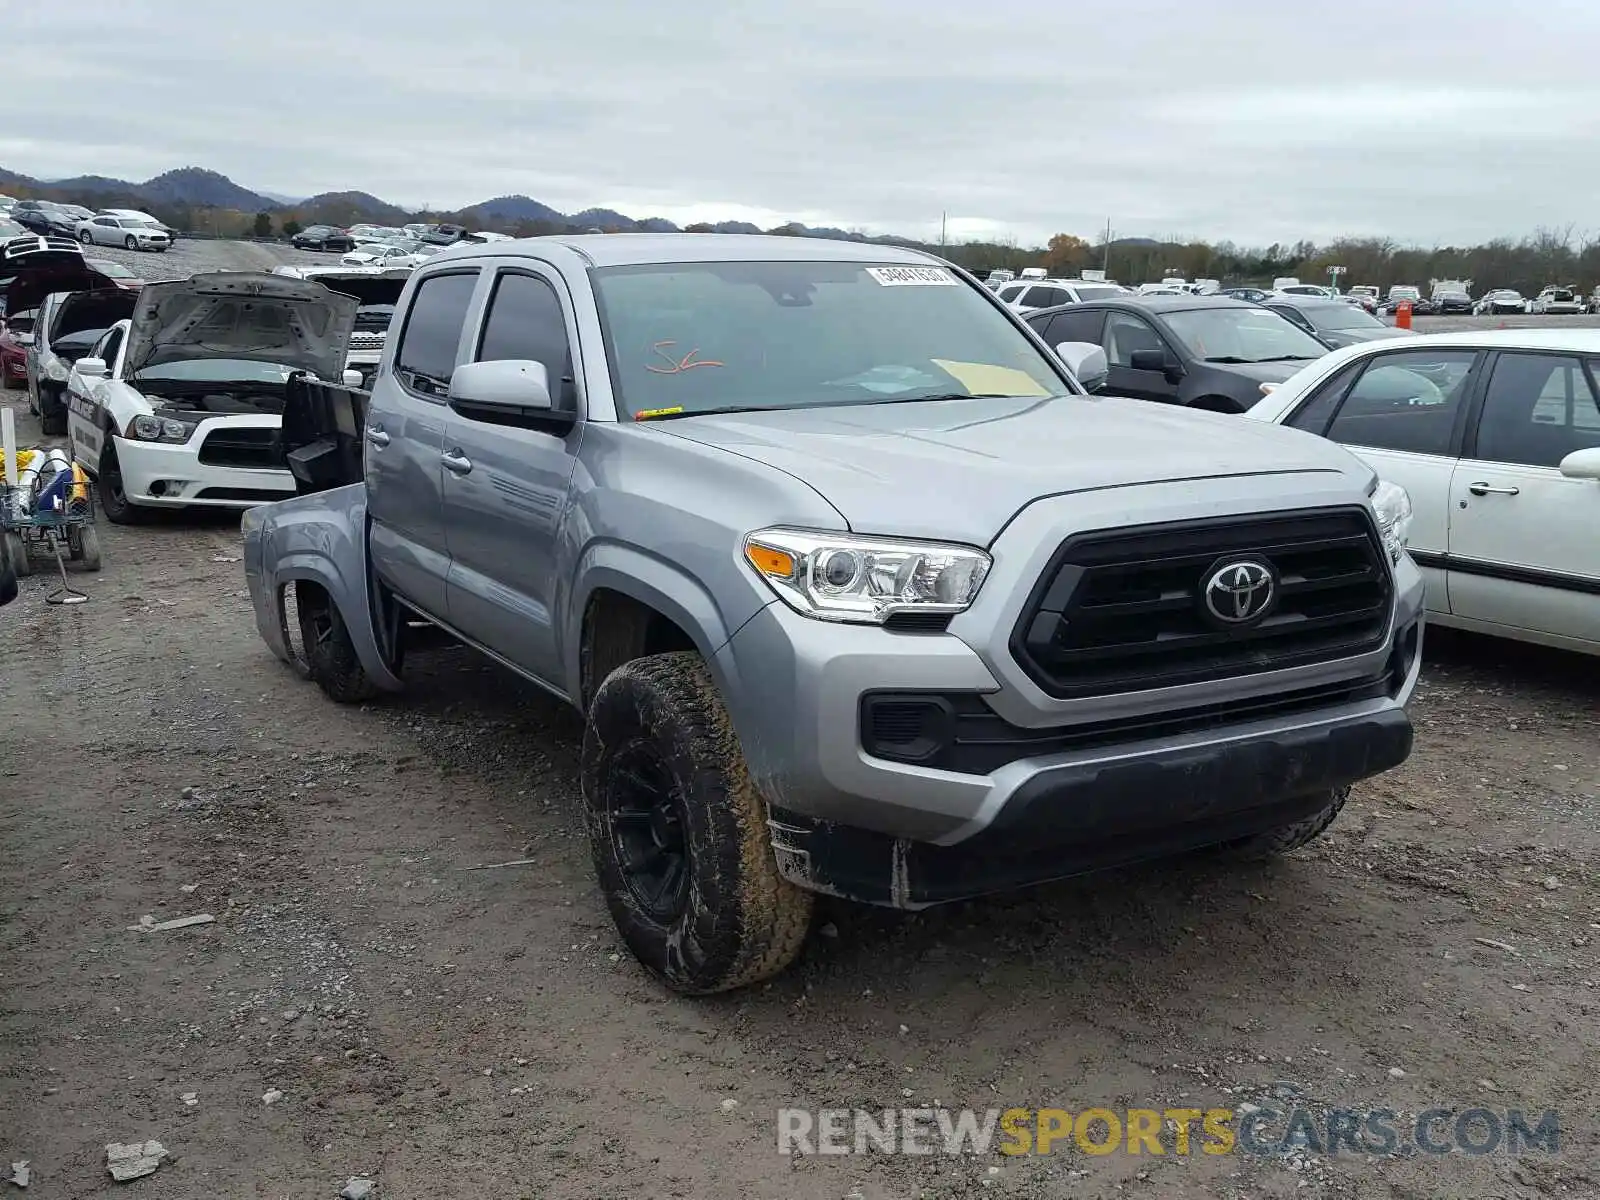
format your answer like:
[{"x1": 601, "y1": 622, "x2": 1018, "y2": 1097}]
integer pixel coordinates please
[
  {"x1": 340, "y1": 242, "x2": 430, "y2": 268},
  {"x1": 75, "y1": 214, "x2": 171, "y2": 251},
  {"x1": 1248, "y1": 329, "x2": 1600, "y2": 655}
]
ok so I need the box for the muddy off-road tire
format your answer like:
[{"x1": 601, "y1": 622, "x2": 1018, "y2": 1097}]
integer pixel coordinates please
[
  {"x1": 1219, "y1": 786, "x2": 1351, "y2": 860},
  {"x1": 300, "y1": 593, "x2": 380, "y2": 704},
  {"x1": 582, "y1": 652, "x2": 813, "y2": 994}
]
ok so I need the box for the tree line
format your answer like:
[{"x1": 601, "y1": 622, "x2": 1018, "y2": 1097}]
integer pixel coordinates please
[{"x1": 933, "y1": 227, "x2": 1600, "y2": 297}]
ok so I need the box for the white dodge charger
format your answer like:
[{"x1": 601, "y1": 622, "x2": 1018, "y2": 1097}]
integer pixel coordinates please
[{"x1": 63, "y1": 272, "x2": 357, "y2": 523}]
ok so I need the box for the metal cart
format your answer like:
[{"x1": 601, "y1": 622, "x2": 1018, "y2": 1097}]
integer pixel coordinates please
[{"x1": 1, "y1": 478, "x2": 102, "y2": 604}]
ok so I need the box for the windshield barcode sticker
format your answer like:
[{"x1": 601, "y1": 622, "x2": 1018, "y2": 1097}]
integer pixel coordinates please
[{"x1": 866, "y1": 266, "x2": 958, "y2": 286}]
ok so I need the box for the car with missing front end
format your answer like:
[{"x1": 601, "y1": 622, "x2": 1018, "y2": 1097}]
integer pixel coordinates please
[
  {"x1": 62, "y1": 271, "x2": 357, "y2": 523},
  {"x1": 271, "y1": 265, "x2": 410, "y2": 390},
  {"x1": 242, "y1": 234, "x2": 1424, "y2": 995}
]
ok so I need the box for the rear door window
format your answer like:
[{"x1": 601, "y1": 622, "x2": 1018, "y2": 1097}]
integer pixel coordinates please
[
  {"x1": 1037, "y1": 308, "x2": 1106, "y2": 346},
  {"x1": 475, "y1": 271, "x2": 573, "y2": 405},
  {"x1": 1469, "y1": 353, "x2": 1600, "y2": 467}
]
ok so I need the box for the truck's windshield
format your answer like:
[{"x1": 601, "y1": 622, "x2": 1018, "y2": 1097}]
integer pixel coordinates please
[{"x1": 591, "y1": 260, "x2": 1073, "y2": 419}]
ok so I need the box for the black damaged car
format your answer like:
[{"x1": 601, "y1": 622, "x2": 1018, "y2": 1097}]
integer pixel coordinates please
[{"x1": 1023, "y1": 294, "x2": 1330, "y2": 413}]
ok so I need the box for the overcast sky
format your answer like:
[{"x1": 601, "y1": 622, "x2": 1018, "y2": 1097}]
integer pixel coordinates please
[{"x1": 7, "y1": 0, "x2": 1600, "y2": 247}]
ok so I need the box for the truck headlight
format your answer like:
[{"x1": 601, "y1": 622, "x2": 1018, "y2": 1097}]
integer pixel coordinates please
[
  {"x1": 1370, "y1": 479, "x2": 1412, "y2": 564},
  {"x1": 743, "y1": 528, "x2": 990, "y2": 624},
  {"x1": 127, "y1": 413, "x2": 199, "y2": 443}
]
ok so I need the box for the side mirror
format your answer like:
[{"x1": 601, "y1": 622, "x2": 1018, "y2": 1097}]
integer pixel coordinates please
[
  {"x1": 1559, "y1": 447, "x2": 1600, "y2": 481},
  {"x1": 342, "y1": 368, "x2": 364, "y2": 388},
  {"x1": 447, "y1": 359, "x2": 571, "y2": 429},
  {"x1": 1054, "y1": 342, "x2": 1108, "y2": 393},
  {"x1": 76, "y1": 357, "x2": 107, "y2": 378},
  {"x1": 1128, "y1": 348, "x2": 1170, "y2": 374}
]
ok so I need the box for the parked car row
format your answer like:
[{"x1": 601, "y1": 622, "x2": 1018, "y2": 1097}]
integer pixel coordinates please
[
  {"x1": 290, "y1": 221, "x2": 508, "y2": 256},
  {"x1": 2, "y1": 199, "x2": 176, "y2": 251}
]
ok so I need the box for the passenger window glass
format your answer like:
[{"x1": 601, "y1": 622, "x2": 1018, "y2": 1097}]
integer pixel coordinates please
[
  {"x1": 394, "y1": 271, "x2": 478, "y2": 393},
  {"x1": 1287, "y1": 360, "x2": 1362, "y2": 435},
  {"x1": 99, "y1": 327, "x2": 124, "y2": 368},
  {"x1": 476, "y1": 272, "x2": 572, "y2": 402},
  {"x1": 1324, "y1": 350, "x2": 1477, "y2": 457},
  {"x1": 1019, "y1": 286, "x2": 1058, "y2": 308},
  {"x1": 1040, "y1": 308, "x2": 1105, "y2": 346},
  {"x1": 997, "y1": 285, "x2": 1023, "y2": 303},
  {"x1": 1102, "y1": 313, "x2": 1166, "y2": 367},
  {"x1": 1473, "y1": 353, "x2": 1600, "y2": 468}
]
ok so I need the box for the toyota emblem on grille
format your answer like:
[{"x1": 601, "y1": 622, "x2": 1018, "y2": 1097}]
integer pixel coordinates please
[{"x1": 1202, "y1": 558, "x2": 1276, "y2": 625}]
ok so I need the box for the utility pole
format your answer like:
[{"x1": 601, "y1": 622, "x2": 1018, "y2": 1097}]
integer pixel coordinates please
[
  {"x1": 1102, "y1": 218, "x2": 1112, "y2": 273},
  {"x1": 940, "y1": 211, "x2": 947, "y2": 248}
]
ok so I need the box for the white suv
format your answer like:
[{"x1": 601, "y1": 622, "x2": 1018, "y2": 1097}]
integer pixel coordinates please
[{"x1": 995, "y1": 277, "x2": 1130, "y2": 313}]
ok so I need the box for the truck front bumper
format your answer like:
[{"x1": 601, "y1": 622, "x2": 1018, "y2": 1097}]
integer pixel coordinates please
[{"x1": 720, "y1": 553, "x2": 1425, "y2": 909}]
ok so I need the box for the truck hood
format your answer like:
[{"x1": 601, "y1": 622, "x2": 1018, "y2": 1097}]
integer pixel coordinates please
[
  {"x1": 126, "y1": 272, "x2": 358, "y2": 381},
  {"x1": 658, "y1": 396, "x2": 1366, "y2": 544}
]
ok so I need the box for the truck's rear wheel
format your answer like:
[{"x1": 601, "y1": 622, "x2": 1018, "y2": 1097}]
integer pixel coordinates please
[
  {"x1": 299, "y1": 589, "x2": 379, "y2": 703},
  {"x1": 581, "y1": 652, "x2": 813, "y2": 994},
  {"x1": 1219, "y1": 786, "x2": 1351, "y2": 859}
]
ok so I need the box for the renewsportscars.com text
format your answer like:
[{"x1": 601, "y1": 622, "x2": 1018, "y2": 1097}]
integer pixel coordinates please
[{"x1": 777, "y1": 1106, "x2": 1560, "y2": 1158}]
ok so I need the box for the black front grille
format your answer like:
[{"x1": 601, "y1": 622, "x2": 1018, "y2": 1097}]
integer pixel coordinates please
[
  {"x1": 198, "y1": 427, "x2": 279, "y2": 469},
  {"x1": 862, "y1": 647, "x2": 1409, "y2": 774},
  {"x1": 1012, "y1": 508, "x2": 1392, "y2": 698},
  {"x1": 194, "y1": 486, "x2": 289, "y2": 502}
]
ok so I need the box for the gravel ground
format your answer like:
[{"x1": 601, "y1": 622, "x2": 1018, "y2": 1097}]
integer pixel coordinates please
[
  {"x1": 80, "y1": 237, "x2": 341, "y2": 282},
  {"x1": 1, "y1": 319, "x2": 1598, "y2": 1198}
]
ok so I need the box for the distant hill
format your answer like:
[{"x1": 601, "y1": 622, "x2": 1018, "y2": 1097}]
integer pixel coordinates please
[
  {"x1": 138, "y1": 167, "x2": 276, "y2": 211},
  {"x1": 570, "y1": 207, "x2": 637, "y2": 231},
  {"x1": 300, "y1": 190, "x2": 412, "y2": 224},
  {"x1": 463, "y1": 194, "x2": 566, "y2": 223}
]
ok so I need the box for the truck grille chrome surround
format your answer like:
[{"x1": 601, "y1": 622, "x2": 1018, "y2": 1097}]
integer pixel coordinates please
[{"x1": 1011, "y1": 507, "x2": 1393, "y2": 699}]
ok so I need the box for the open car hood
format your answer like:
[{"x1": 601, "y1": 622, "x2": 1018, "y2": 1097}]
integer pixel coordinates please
[
  {"x1": 125, "y1": 272, "x2": 358, "y2": 381},
  {"x1": 1, "y1": 244, "x2": 117, "y2": 316}
]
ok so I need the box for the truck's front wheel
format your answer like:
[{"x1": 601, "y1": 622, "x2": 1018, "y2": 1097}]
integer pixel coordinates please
[
  {"x1": 581, "y1": 652, "x2": 813, "y2": 994},
  {"x1": 1219, "y1": 786, "x2": 1351, "y2": 859}
]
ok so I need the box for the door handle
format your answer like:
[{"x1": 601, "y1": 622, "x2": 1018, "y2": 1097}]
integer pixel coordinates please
[
  {"x1": 365, "y1": 428, "x2": 390, "y2": 448},
  {"x1": 1467, "y1": 482, "x2": 1519, "y2": 496},
  {"x1": 441, "y1": 450, "x2": 472, "y2": 475}
]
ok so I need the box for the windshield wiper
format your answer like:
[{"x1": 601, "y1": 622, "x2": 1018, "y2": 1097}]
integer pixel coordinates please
[
  {"x1": 1253, "y1": 354, "x2": 1319, "y2": 362},
  {"x1": 634, "y1": 393, "x2": 1032, "y2": 421},
  {"x1": 1203, "y1": 355, "x2": 1253, "y2": 364},
  {"x1": 871, "y1": 391, "x2": 1019, "y2": 404},
  {"x1": 634, "y1": 404, "x2": 775, "y2": 422}
]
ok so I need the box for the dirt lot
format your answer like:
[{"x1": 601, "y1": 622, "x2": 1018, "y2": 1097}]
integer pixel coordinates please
[{"x1": 1, "y1": 347, "x2": 1597, "y2": 1198}]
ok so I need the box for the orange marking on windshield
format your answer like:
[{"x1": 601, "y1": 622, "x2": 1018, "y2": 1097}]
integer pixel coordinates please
[{"x1": 644, "y1": 340, "x2": 724, "y2": 374}]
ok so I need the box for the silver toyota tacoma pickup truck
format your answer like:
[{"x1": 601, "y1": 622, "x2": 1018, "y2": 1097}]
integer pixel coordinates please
[{"x1": 243, "y1": 234, "x2": 1424, "y2": 994}]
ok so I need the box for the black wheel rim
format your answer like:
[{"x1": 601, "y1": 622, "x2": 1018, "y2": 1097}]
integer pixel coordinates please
[{"x1": 606, "y1": 740, "x2": 690, "y2": 923}]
